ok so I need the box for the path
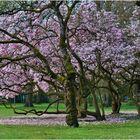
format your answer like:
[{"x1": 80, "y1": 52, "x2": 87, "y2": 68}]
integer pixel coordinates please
[{"x1": 0, "y1": 112, "x2": 139, "y2": 125}]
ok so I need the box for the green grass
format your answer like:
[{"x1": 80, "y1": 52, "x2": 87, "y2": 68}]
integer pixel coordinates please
[
  {"x1": 0, "y1": 101, "x2": 138, "y2": 118},
  {"x1": 0, "y1": 103, "x2": 66, "y2": 118},
  {"x1": 0, "y1": 102, "x2": 139, "y2": 139},
  {"x1": 0, "y1": 121, "x2": 140, "y2": 139},
  {"x1": 105, "y1": 102, "x2": 137, "y2": 112}
]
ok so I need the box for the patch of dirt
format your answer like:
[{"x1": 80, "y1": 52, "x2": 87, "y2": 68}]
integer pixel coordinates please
[{"x1": 0, "y1": 112, "x2": 139, "y2": 125}]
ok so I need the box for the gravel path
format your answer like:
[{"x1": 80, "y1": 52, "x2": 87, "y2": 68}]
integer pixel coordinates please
[{"x1": 0, "y1": 112, "x2": 139, "y2": 125}]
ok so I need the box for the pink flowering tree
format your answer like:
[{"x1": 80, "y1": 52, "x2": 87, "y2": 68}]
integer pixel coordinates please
[
  {"x1": 0, "y1": 1, "x2": 139, "y2": 126},
  {"x1": 68, "y1": 1, "x2": 139, "y2": 115},
  {"x1": 0, "y1": 1, "x2": 81, "y2": 127}
]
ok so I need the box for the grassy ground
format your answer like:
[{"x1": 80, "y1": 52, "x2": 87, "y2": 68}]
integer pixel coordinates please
[
  {"x1": 0, "y1": 101, "x2": 137, "y2": 118},
  {"x1": 0, "y1": 121, "x2": 140, "y2": 139},
  {"x1": 0, "y1": 103, "x2": 66, "y2": 118},
  {"x1": 0, "y1": 101, "x2": 139, "y2": 139}
]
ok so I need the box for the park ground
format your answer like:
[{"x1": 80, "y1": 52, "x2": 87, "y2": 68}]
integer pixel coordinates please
[{"x1": 0, "y1": 102, "x2": 140, "y2": 139}]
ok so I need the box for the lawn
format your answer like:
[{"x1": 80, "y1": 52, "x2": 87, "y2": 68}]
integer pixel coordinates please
[
  {"x1": 0, "y1": 101, "x2": 139, "y2": 139},
  {"x1": 0, "y1": 101, "x2": 137, "y2": 118},
  {"x1": 0, "y1": 103, "x2": 66, "y2": 118},
  {"x1": 0, "y1": 121, "x2": 140, "y2": 139}
]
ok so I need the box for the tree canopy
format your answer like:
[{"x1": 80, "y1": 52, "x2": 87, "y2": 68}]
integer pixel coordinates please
[{"x1": 0, "y1": 1, "x2": 139, "y2": 127}]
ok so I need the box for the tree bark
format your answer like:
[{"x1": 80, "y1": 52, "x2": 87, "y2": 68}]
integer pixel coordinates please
[
  {"x1": 92, "y1": 92, "x2": 104, "y2": 121},
  {"x1": 137, "y1": 106, "x2": 140, "y2": 118},
  {"x1": 24, "y1": 94, "x2": 34, "y2": 107},
  {"x1": 81, "y1": 98, "x2": 88, "y2": 118},
  {"x1": 24, "y1": 83, "x2": 34, "y2": 107},
  {"x1": 112, "y1": 99, "x2": 121, "y2": 114},
  {"x1": 65, "y1": 74, "x2": 79, "y2": 127},
  {"x1": 135, "y1": 102, "x2": 140, "y2": 118}
]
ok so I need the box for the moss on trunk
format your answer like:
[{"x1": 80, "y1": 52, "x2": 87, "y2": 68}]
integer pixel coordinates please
[{"x1": 65, "y1": 74, "x2": 79, "y2": 127}]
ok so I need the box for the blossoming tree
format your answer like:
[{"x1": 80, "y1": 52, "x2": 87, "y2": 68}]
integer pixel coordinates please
[{"x1": 0, "y1": 1, "x2": 139, "y2": 127}]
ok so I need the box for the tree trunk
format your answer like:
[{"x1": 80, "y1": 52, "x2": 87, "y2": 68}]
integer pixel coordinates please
[
  {"x1": 24, "y1": 83, "x2": 34, "y2": 107},
  {"x1": 103, "y1": 93, "x2": 112, "y2": 107},
  {"x1": 92, "y1": 92, "x2": 104, "y2": 121},
  {"x1": 112, "y1": 101, "x2": 118, "y2": 114},
  {"x1": 77, "y1": 94, "x2": 82, "y2": 118},
  {"x1": 82, "y1": 98, "x2": 87, "y2": 118},
  {"x1": 36, "y1": 94, "x2": 42, "y2": 104},
  {"x1": 137, "y1": 106, "x2": 140, "y2": 118},
  {"x1": 56, "y1": 5, "x2": 79, "y2": 127},
  {"x1": 98, "y1": 90, "x2": 106, "y2": 120},
  {"x1": 65, "y1": 75, "x2": 79, "y2": 127},
  {"x1": 77, "y1": 98, "x2": 87, "y2": 118},
  {"x1": 112, "y1": 99, "x2": 121, "y2": 114},
  {"x1": 24, "y1": 94, "x2": 34, "y2": 107},
  {"x1": 136, "y1": 102, "x2": 140, "y2": 118}
]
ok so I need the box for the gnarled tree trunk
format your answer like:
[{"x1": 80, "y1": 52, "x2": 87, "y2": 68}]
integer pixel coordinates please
[{"x1": 65, "y1": 74, "x2": 79, "y2": 127}]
